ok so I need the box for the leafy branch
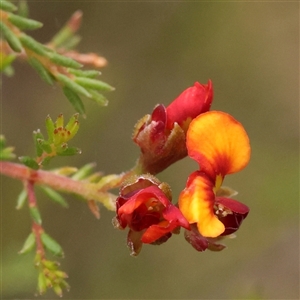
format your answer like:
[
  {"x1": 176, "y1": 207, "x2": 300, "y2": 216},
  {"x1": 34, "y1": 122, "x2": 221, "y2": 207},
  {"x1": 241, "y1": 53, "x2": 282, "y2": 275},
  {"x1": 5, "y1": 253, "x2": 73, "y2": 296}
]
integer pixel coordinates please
[
  {"x1": 0, "y1": 0, "x2": 114, "y2": 116},
  {"x1": 0, "y1": 1, "x2": 120, "y2": 296},
  {"x1": 0, "y1": 113, "x2": 137, "y2": 296}
]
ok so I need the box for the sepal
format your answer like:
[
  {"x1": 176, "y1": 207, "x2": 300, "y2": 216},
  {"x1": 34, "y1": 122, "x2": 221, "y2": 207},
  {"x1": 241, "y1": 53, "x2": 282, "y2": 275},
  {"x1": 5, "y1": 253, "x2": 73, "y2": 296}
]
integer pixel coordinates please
[
  {"x1": 184, "y1": 224, "x2": 226, "y2": 252},
  {"x1": 133, "y1": 105, "x2": 187, "y2": 174}
]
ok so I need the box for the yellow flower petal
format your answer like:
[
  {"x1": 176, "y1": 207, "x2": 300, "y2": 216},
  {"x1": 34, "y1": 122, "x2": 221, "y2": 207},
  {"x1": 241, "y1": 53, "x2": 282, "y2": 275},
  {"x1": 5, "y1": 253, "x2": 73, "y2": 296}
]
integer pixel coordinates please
[
  {"x1": 179, "y1": 172, "x2": 225, "y2": 238},
  {"x1": 187, "y1": 111, "x2": 251, "y2": 179}
]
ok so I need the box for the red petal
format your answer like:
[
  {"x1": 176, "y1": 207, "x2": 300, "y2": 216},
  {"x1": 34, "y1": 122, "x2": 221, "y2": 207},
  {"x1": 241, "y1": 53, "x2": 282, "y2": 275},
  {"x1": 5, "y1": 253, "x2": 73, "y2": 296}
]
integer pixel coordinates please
[
  {"x1": 216, "y1": 197, "x2": 249, "y2": 214},
  {"x1": 162, "y1": 204, "x2": 190, "y2": 229},
  {"x1": 118, "y1": 186, "x2": 169, "y2": 215},
  {"x1": 141, "y1": 221, "x2": 174, "y2": 244},
  {"x1": 141, "y1": 199, "x2": 190, "y2": 243},
  {"x1": 215, "y1": 197, "x2": 249, "y2": 236},
  {"x1": 166, "y1": 80, "x2": 213, "y2": 131}
]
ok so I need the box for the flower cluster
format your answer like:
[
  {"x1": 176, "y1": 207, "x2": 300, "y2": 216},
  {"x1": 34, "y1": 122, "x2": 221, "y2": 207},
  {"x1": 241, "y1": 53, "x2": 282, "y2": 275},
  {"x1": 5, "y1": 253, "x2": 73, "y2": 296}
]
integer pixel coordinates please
[{"x1": 114, "y1": 80, "x2": 251, "y2": 255}]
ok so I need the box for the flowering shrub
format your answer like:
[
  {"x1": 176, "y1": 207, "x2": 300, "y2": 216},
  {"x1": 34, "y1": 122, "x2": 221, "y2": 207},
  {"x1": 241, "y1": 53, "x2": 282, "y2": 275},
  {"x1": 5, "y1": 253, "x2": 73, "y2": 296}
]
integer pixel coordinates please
[{"x1": 0, "y1": 1, "x2": 251, "y2": 296}]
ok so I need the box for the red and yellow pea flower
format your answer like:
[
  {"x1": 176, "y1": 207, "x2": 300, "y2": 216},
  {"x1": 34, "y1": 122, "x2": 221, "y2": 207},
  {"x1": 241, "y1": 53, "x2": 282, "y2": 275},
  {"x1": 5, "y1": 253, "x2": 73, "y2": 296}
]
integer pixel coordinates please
[
  {"x1": 116, "y1": 82, "x2": 250, "y2": 254},
  {"x1": 179, "y1": 111, "x2": 251, "y2": 247}
]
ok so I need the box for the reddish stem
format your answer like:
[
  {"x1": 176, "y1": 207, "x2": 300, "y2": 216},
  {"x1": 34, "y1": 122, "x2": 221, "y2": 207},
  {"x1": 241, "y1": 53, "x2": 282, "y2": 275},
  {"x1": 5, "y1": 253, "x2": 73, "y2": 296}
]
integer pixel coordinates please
[
  {"x1": 1, "y1": 161, "x2": 109, "y2": 198},
  {"x1": 32, "y1": 222, "x2": 45, "y2": 258},
  {"x1": 26, "y1": 180, "x2": 37, "y2": 207},
  {"x1": 25, "y1": 180, "x2": 45, "y2": 258},
  {"x1": 0, "y1": 161, "x2": 137, "y2": 209}
]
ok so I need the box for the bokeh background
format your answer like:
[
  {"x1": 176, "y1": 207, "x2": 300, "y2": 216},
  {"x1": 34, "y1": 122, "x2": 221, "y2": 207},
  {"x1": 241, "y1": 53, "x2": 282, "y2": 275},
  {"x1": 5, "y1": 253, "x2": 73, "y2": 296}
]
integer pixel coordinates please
[{"x1": 1, "y1": 1, "x2": 299, "y2": 299}]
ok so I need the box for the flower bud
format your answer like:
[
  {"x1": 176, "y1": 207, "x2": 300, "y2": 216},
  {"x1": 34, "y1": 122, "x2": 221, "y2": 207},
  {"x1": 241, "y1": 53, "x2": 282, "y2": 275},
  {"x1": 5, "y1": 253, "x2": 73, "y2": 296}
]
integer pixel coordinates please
[{"x1": 133, "y1": 81, "x2": 213, "y2": 174}]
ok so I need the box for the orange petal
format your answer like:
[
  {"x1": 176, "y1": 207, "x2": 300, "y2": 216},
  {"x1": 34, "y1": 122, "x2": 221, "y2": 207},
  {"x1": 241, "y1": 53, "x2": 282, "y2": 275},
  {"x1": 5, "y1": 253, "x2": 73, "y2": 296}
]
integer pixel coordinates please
[
  {"x1": 179, "y1": 172, "x2": 225, "y2": 238},
  {"x1": 187, "y1": 111, "x2": 251, "y2": 179}
]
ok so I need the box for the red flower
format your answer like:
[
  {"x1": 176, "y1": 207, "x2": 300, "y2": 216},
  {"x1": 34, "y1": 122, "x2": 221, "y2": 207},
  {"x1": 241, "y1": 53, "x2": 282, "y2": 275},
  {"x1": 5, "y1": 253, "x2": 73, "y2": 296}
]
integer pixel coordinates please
[
  {"x1": 113, "y1": 175, "x2": 190, "y2": 256},
  {"x1": 133, "y1": 81, "x2": 213, "y2": 174},
  {"x1": 179, "y1": 111, "x2": 251, "y2": 251}
]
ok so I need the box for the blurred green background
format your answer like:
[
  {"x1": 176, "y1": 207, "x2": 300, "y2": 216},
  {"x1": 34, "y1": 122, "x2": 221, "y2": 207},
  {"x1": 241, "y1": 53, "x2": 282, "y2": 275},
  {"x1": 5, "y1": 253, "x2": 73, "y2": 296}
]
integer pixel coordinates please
[{"x1": 1, "y1": 1, "x2": 299, "y2": 299}]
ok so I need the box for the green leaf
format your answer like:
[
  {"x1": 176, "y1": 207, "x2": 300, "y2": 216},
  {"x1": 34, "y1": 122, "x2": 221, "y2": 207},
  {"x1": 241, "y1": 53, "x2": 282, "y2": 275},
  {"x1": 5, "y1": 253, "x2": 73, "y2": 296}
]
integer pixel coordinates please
[
  {"x1": 75, "y1": 77, "x2": 115, "y2": 91},
  {"x1": 29, "y1": 206, "x2": 42, "y2": 224},
  {"x1": 87, "y1": 89, "x2": 108, "y2": 106},
  {"x1": 0, "y1": 135, "x2": 5, "y2": 149},
  {"x1": 41, "y1": 233, "x2": 64, "y2": 257},
  {"x1": 38, "y1": 272, "x2": 47, "y2": 295},
  {"x1": 0, "y1": 146, "x2": 16, "y2": 160},
  {"x1": 41, "y1": 259, "x2": 60, "y2": 270},
  {"x1": 65, "y1": 113, "x2": 79, "y2": 131},
  {"x1": 68, "y1": 69, "x2": 100, "y2": 78},
  {"x1": 0, "y1": 136, "x2": 16, "y2": 160},
  {"x1": 60, "y1": 34, "x2": 81, "y2": 50},
  {"x1": 19, "y1": 156, "x2": 39, "y2": 170},
  {"x1": 56, "y1": 73, "x2": 91, "y2": 98},
  {"x1": 18, "y1": 0, "x2": 29, "y2": 18},
  {"x1": 28, "y1": 57, "x2": 54, "y2": 85},
  {"x1": 16, "y1": 188, "x2": 28, "y2": 210},
  {"x1": 51, "y1": 27, "x2": 73, "y2": 49},
  {"x1": 47, "y1": 52, "x2": 82, "y2": 69},
  {"x1": 55, "y1": 113, "x2": 64, "y2": 128},
  {"x1": 0, "y1": 53, "x2": 16, "y2": 71},
  {"x1": 45, "y1": 115, "x2": 55, "y2": 142},
  {"x1": 2, "y1": 64, "x2": 14, "y2": 77},
  {"x1": 8, "y1": 13, "x2": 43, "y2": 30},
  {"x1": 19, "y1": 232, "x2": 35, "y2": 254},
  {"x1": 71, "y1": 162, "x2": 96, "y2": 180},
  {"x1": 40, "y1": 186, "x2": 68, "y2": 208},
  {"x1": 33, "y1": 130, "x2": 44, "y2": 157},
  {"x1": 53, "y1": 284, "x2": 63, "y2": 297},
  {"x1": 0, "y1": 0, "x2": 17, "y2": 12},
  {"x1": 19, "y1": 33, "x2": 48, "y2": 56},
  {"x1": 0, "y1": 21, "x2": 23, "y2": 52},
  {"x1": 57, "y1": 146, "x2": 81, "y2": 156},
  {"x1": 40, "y1": 156, "x2": 52, "y2": 167},
  {"x1": 62, "y1": 86, "x2": 85, "y2": 116},
  {"x1": 65, "y1": 113, "x2": 80, "y2": 139},
  {"x1": 37, "y1": 139, "x2": 52, "y2": 154},
  {"x1": 33, "y1": 129, "x2": 44, "y2": 140}
]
